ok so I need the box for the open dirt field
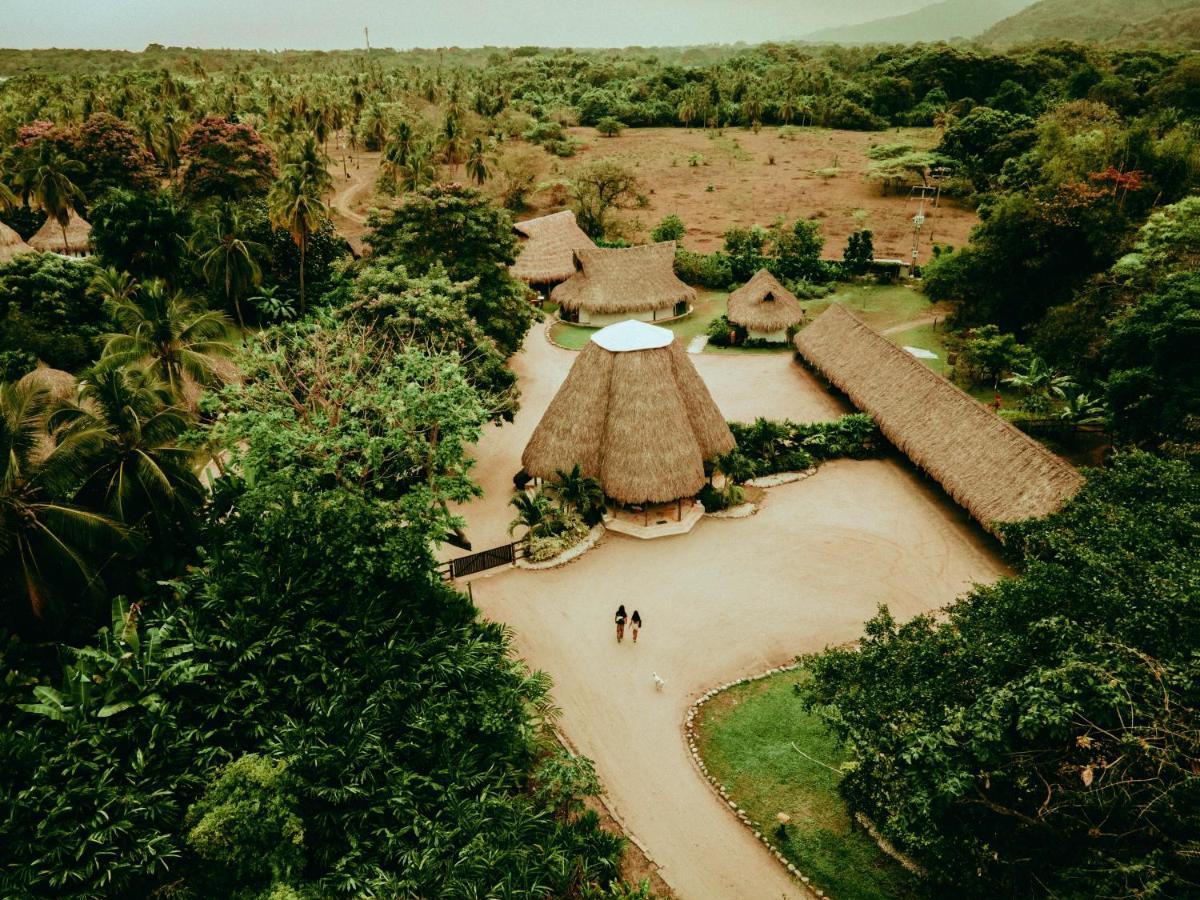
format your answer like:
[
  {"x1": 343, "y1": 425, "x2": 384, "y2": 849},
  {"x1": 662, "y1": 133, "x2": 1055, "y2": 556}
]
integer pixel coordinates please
[
  {"x1": 327, "y1": 126, "x2": 978, "y2": 264},
  {"x1": 446, "y1": 324, "x2": 1008, "y2": 899}
]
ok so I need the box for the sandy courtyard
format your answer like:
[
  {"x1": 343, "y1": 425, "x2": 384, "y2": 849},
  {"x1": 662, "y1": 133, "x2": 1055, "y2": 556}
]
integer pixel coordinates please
[{"x1": 449, "y1": 327, "x2": 1008, "y2": 898}]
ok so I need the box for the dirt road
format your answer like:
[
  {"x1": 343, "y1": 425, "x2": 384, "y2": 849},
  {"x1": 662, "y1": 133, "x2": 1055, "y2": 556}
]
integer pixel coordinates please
[
  {"x1": 326, "y1": 150, "x2": 382, "y2": 256},
  {"x1": 450, "y1": 326, "x2": 1007, "y2": 898}
]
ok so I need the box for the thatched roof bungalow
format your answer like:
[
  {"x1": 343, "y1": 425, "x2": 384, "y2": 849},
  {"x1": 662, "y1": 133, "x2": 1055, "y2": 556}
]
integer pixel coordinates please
[
  {"x1": 0, "y1": 221, "x2": 33, "y2": 264},
  {"x1": 523, "y1": 319, "x2": 735, "y2": 505},
  {"x1": 795, "y1": 304, "x2": 1082, "y2": 533},
  {"x1": 511, "y1": 210, "x2": 596, "y2": 290},
  {"x1": 726, "y1": 269, "x2": 805, "y2": 342},
  {"x1": 27, "y1": 209, "x2": 92, "y2": 257},
  {"x1": 552, "y1": 242, "x2": 696, "y2": 327}
]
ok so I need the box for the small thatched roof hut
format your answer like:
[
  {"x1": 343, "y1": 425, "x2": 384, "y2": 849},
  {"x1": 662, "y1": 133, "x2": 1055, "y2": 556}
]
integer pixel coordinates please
[
  {"x1": 552, "y1": 242, "x2": 696, "y2": 325},
  {"x1": 523, "y1": 319, "x2": 735, "y2": 504},
  {"x1": 795, "y1": 304, "x2": 1082, "y2": 533},
  {"x1": 27, "y1": 209, "x2": 92, "y2": 256},
  {"x1": 511, "y1": 210, "x2": 596, "y2": 286},
  {"x1": 726, "y1": 269, "x2": 805, "y2": 338},
  {"x1": 0, "y1": 221, "x2": 33, "y2": 264},
  {"x1": 18, "y1": 364, "x2": 77, "y2": 401}
]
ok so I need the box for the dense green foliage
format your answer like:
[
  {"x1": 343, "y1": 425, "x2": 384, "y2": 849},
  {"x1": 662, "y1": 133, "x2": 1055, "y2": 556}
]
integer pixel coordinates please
[
  {"x1": 365, "y1": 184, "x2": 534, "y2": 354},
  {"x1": 0, "y1": 253, "x2": 101, "y2": 371},
  {"x1": 800, "y1": 453, "x2": 1200, "y2": 897},
  {"x1": 722, "y1": 414, "x2": 881, "y2": 480}
]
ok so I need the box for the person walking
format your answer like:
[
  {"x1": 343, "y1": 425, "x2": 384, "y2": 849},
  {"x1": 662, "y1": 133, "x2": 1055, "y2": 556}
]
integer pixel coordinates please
[
  {"x1": 630, "y1": 610, "x2": 642, "y2": 643},
  {"x1": 614, "y1": 604, "x2": 627, "y2": 643}
]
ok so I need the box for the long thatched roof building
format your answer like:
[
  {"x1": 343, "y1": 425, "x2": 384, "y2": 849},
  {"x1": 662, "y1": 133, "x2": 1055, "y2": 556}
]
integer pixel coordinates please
[
  {"x1": 523, "y1": 319, "x2": 735, "y2": 505},
  {"x1": 511, "y1": 210, "x2": 596, "y2": 287},
  {"x1": 1, "y1": 221, "x2": 33, "y2": 264},
  {"x1": 27, "y1": 209, "x2": 91, "y2": 256},
  {"x1": 726, "y1": 269, "x2": 805, "y2": 341},
  {"x1": 795, "y1": 304, "x2": 1082, "y2": 533},
  {"x1": 552, "y1": 242, "x2": 696, "y2": 327}
]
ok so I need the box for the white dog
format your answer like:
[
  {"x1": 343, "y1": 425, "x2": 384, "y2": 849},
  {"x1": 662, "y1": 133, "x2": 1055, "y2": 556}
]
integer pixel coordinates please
[{"x1": 651, "y1": 672, "x2": 665, "y2": 692}]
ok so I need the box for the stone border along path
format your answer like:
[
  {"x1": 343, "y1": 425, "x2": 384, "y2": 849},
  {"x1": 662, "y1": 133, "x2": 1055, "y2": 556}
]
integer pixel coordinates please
[{"x1": 685, "y1": 663, "x2": 831, "y2": 897}]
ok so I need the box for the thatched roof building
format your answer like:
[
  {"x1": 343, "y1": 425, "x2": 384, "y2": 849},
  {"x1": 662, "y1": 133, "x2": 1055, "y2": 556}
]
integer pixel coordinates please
[
  {"x1": 523, "y1": 319, "x2": 735, "y2": 504},
  {"x1": 726, "y1": 269, "x2": 805, "y2": 341},
  {"x1": 0, "y1": 221, "x2": 33, "y2": 264},
  {"x1": 511, "y1": 210, "x2": 596, "y2": 286},
  {"x1": 27, "y1": 209, "x2": 92, "y2": 256},
  {"x1": 552, "y1": 242, "x2": 696, "y2": 327},
  {"x1": 795, "y1": 304, "x2": 1082, "y2": 533}
]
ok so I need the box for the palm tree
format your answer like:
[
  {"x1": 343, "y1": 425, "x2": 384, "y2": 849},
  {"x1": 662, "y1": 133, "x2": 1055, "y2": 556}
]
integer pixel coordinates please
[
  {"x1": 268, "y1": 136, "x2": 332, "y2": 314},
  {"x1": 466, "y1": 137, "x2": 490, "y2": 186},
  {"x1": 193, "y1": 205, "x2": 264, "y2": 330},
  {"x1": 14, "y1": 141, "x2": 86, "y2": 254},
  {"x1": 552, "y1": 463, "x2": 605, "y2": 526},
  {"x1": 97, "y1": 279, "x2": 235, "y2": 402},
  {"x1": 0, "y1": 378, "x2": 126, "y2": 622},
  {"x1": 49, "y1": 367, "x2": 203, "y2": 539},
  {"x1": 508, "y1": 491, "x2": 558, "y2": 539},
  {"x1": 399, "y1": 146, "x2": 437, "y2": 194}
]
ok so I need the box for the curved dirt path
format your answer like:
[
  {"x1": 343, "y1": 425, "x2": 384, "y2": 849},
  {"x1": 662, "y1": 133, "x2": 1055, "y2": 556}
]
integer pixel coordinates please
[
  {"x1": 881, "y1": 311, "x2": 943, "y2": 336},
  {"x1": 326, "y1": 150, "x2": 381, "y2": 255},
  {"x1": 450, "y1": 327, "x2": 1008, "y2": 898}
]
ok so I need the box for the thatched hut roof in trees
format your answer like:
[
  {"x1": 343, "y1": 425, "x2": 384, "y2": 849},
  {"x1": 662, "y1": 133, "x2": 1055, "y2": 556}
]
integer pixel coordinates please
[
  {"x1": 0, "y1": 221, "x2": 33, "y2": 264},
  {"x1": 726, "y1": 269, "x2": 805, "y2": 340},
  {"x1": 522, "y1": 320, "x2": 735, "y2": 505},
  {"x1": 795, "y1": 304, "x2": 1082, "y2": 534},
  {"x1": 27, "y1": 209, "x2": 92, "y2": 257},
  {"x1": 511, "y1": 210, "x2": 596, "y2": 286},
  {"x1": 551, "y1": 242, "x2": 696, "y2": 326}
]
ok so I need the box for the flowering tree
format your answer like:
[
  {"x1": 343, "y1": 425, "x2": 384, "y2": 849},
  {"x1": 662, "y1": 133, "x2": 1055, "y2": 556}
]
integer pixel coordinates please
[{"x1": 178, "y1": 116, "x2": 276, "y2": 202}]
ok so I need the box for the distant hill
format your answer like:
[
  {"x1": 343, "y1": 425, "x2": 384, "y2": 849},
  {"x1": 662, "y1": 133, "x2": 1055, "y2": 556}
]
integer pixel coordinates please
[
  {"x1": 980, "y1": 0, "x2": 1200, "y2": 49},
  {"x1": 803, "y1": 0, "x2": 1036, "y2": 44}
]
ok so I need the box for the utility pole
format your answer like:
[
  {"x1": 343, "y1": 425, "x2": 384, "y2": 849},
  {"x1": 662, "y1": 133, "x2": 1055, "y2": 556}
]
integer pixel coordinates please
[{"x1": 364, "y1": 26, "x2": 371, "y2": 53}]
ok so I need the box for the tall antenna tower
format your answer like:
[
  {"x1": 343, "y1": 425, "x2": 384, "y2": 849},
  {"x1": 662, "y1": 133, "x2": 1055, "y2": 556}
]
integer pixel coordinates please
[{"x1": 364, "y1": 27, "x2": 371, "y2": 53}]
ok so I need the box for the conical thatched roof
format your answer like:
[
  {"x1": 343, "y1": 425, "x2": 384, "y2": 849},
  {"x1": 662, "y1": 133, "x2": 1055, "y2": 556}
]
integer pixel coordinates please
[
  {"x1": 795, "y1": 304, "x2": 1082, "y2": 534},
  {"x1": 511, "y1": 210, "x2": 596, "y2": 285},
  {"x1": 27, "y1": 209, "x2": 91, "y2": 255},
  {"x1": 727, "y1": 269, "x2": 805, "y2": 333},
  {"x1": 523, "y1": 320, "x2": 735, "y2": 504},
  {"x1": 0, "y1": 221, "x2": 33, "y2": 264},
  {"x1": 551, "y1": 242, "x2": 696, "y2": 315}
]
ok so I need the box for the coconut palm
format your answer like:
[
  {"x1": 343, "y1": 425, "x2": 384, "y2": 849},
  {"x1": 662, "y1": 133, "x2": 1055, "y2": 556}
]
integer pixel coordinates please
[
  {"x1": 193, "y1": 205, "x2": 264, "y2": 329},
  {"x1": 0, "y1": 378, "x2": 126, "y2": 621},
  {"x1": 13, "y1": 141, "x2": 86, "y2": 254},
  {"x1": 49, "y1": 367, "x2": 203, "y2": 539},
  {"x1": 268, "y1": 136, "x2": 332, "y2": 313},
  {"x1": 97, "y1": 279, "x2": 236, "y2": 402},
  {"x1": 466, "y1": 137, "x2": 490, "y2": 186}
]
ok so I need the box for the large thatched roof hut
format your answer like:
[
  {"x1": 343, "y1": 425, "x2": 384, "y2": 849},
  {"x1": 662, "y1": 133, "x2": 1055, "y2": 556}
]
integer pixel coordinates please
[
  {"x1": 523, "y1": 319, "x2": 735, "y2": 505},
  {"x1": 0, "y1": 221, "x2": 33, "y2": 264},
  {"x1": 552, "y1": 242, "x2": 696, "y2": 327},
  {"x1": 795, "y1": 304, "x2": 1082, "y2": 533},
  {"x1": 511, "y1": 210, "x2": 596, "y2": 289},
  {"x1": 27, "y1": 209, "x2": 92, "y2": 257},
  {"x1": 726, "y1": 269, "x2": 805, "y2": 342}
]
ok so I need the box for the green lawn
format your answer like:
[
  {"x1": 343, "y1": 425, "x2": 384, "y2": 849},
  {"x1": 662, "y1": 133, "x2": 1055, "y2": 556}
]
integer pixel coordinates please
[
  {"x1": 809, "y1": 282, "x2": 935, "y2": 332},
  {"x1": 548, "y1": 290, "x2": 730, "y2": 350},
  {"x1": 695, "y1": 671, "x2": 919, "y2": 900}
]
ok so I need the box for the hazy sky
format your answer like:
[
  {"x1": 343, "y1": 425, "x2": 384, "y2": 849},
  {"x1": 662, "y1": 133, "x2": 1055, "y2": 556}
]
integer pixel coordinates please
[{"x1": 0, "y1": 0, "x2": 936, "y2": 50}]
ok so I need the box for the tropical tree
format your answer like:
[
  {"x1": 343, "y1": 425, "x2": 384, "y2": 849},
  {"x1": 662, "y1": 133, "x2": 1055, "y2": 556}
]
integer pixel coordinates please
[
  {"x1": 13, "y1": 140, "x2": 86, "y2": 254},
  {"x1": 49, "y1": 367, "x2": 203, "y2": 541},
  {"x1": 569, "y1": 158, "x2": 642, "y2": 239},
  {"x1": 508, "y1": 490, "x2": 558, "y2": 539},
  {"x1": 0, "y1": 377, "x2": 126, "y2": 624},
  {"x1": 466, "y1": 137, "x2": 490, "y2": 186},
  {"x1": 1004, "y1": 357, "x2": 1075, "y2": 414},
  {"x1": 551, "y1": 463, "x2": 605, "y2": 526},
  {"x1": 268, "y1": 137, "x2": 332, "y2": 313},
  {"x1": 193, "y1": 205, "x2": 265, "y2": 329},
  {"x1": 97, "y1": 279, "x2": 236, "y2": 401}
]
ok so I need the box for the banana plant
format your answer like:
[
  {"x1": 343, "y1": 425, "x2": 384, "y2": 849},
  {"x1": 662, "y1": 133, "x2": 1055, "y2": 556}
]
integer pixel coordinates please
[{"x1": 19, "y1": 597, "x2": 205, "y2": 722}]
